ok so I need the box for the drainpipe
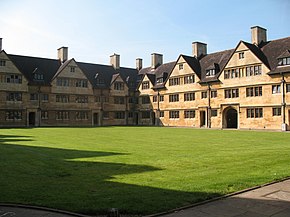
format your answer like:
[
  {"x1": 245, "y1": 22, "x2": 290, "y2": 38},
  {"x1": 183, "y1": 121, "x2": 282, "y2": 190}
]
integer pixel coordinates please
[
  {"x1": 100, "y1": 89, "x2": 103, "y2": 126},
  {"x1": 38, "y1": 86, "x2": 41, "y2": 127},
  {"x1": 125, "y1": 94, "x2": 128, "y2": 125},
  {"x1": 207, "y1": 83, "x2": 211, "y2": 128},
  {"x1": 157, "y1": 90, "x2": 160, "y2": 126},
  {"x1": 281, "y1": 73, "x2": 286, "y2": 130}
]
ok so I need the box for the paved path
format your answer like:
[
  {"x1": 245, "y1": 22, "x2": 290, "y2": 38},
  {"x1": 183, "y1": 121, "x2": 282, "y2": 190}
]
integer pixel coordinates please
[
  {"x1": 158, "y1": 179, "x2": 290, "y2": 217},
  {"x1": 0, "y1": 205, "x2": 90, "y2": 217},
  {"x1": 1, "y1": 179, "x2": 290, "y2": 217}
]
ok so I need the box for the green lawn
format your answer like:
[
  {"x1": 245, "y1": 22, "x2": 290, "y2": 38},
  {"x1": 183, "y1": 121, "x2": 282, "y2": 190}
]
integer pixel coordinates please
[{"x1": 0, "y1": 127, "x2": 290, "y2": 215}]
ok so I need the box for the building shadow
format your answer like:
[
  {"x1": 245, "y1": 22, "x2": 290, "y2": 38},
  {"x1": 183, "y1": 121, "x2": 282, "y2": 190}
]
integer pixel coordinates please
[{"x1": 0, "y1": 134, "x2": 221, "y2": 215}]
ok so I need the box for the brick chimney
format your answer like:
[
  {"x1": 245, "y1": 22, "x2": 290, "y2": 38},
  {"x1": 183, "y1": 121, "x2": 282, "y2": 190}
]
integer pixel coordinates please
[
  {"x1": 57, "y1": 47, "x2": 68, "y2": 63},
  {"x1": 192, "y1": 42, "x2": 207, "y2": 58},
  {"x1": 251, "y1": 26, "x2": 267, "y2": 45},
  {"x1": 110, "y1": 53, "x2": 120, "y2": 70},
  {"x1": 151, "y1": 53, "x2": 163, "y2": 69},
  {"x1": 136, "y1": 58, "x2": 143, "y2": 70},
  {"x1": 0, "y1": 38, "x2": 2, "y2": 51}
]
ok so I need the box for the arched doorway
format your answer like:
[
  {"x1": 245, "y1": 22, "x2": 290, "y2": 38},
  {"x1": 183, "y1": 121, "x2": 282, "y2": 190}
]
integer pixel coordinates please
[{"x1": 224, "y1": 107, "x2": 238, "y2": 129}]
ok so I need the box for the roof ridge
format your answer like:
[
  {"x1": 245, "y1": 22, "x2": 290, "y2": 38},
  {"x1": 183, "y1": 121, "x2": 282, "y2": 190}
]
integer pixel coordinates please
[
  {"x1": 77, "y1": 61, "x2": 137, "y2": 71},
  {"x1": 206, "y1": 48, "x2": 235, "y2": 56},
  {"x1": 266, "y1": 36, "x2": 290, "y2": 43},
  {"x1": 7, "y1": 53, "x2": 59, "y2": 61}
]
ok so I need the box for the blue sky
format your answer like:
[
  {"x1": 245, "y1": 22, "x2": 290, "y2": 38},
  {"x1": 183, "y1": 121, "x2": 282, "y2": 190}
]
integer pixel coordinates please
[{"x1": 1, "y1": 0, "x2": 290, "y2": 67}]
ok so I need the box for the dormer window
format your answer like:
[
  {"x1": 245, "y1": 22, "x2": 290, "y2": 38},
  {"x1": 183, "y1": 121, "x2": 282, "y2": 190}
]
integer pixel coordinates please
[
  {"x1": 278, "y1": 57, "x2": 290, "y2": 66},
  {"x1": 34, "y1": 73, "x2": 44, "y2": 80},
  {"x1": 206, "y1": 69, "x2": 216, "y2": 77},
  {"x1": 95, "y1": 73, "x2": 105, "y2": 85},
  {"x1": 96, "y1": 78, "x2": 105, "y2": 85},
  {"x1": 156, "y1": 77, "x2": 163, "y2": 84},
  {"x1": 32, "y1": 68, "x2": 44, "y2": 81}
]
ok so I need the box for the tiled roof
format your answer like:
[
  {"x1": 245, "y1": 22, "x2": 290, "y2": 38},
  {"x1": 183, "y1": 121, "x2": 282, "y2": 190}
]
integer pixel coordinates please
[
  {"x1": 199, "y1": 49, "x2": 234, "y2": 83},
  {"x1": 7, "y1": 54, "x2": 61, "y2": 85},
  {"x1": 146, "y1": 74, "x2": 156, "y2": 85},
  {"x1": 138, "y1": 61, "x2": 175, "y2": 89},
  {"x1": 5, "y1": 35, "x2": 290, "y2": 89},
  {"x1": 118, "y1": 67, "x2": 139, "y2": 90},
  {"x1": 77, "y1": 62, "x2": 139, "y2": 90},
  {"x1": 268, "y1": 65, "x2": 290, "y2": 75},
  {"x1": 243, "y1": 41, "x2": 270, "y2": 69},
  {"x1": 181, "y1": 55, "x2": 201, "y2": 78},
  {"x1": 152, "y1": 62, "x2": 175, "y2": 89},
  {"x1": 277, "y1": 50, "x2": 290, "y2": 59},
  {"x1": 6, "y1": 53, "x2": 139, "y2": 90},
  {"x1": 52, "y1": 59, "x2": 74, "y2": 80},
  {"x1": 261, "y1": 37, "x2": 290, "y2": 74}
]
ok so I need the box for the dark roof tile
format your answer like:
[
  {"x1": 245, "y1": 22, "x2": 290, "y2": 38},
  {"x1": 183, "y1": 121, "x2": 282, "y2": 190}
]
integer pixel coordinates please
[
  {"x1": 138, "y1": 61, "x2": 175, "y2": 89},
  {"x1": 77, "y1": 62, "x2": 138, "y2": 90},
  {"x1": 199, "y1": 49, "x2": 234, "y2": 83},
  {"x1": 243, "y1": 41, "x2": 270, "y2": 69},
  {"x1": 7, "y1": 54, "x2": 61, "y2": 85},
  {"x1": 261, "y1": 37, "x2": 290, "y2": 71},
  {"x1": 181, "y1": 55, "x2": 201, "y2": 78}
]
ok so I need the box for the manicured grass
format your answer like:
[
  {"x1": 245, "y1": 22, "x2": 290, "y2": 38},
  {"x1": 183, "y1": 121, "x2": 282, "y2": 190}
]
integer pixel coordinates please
[{"x1": 0, "y1": 127, "x2": 290, "y2": 215}]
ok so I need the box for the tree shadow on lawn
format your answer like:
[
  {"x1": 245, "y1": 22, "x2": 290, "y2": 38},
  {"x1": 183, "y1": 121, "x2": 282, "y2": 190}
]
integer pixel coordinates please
[{"x1": 0, "y1": 134, "x2": 221, "y2": 216}]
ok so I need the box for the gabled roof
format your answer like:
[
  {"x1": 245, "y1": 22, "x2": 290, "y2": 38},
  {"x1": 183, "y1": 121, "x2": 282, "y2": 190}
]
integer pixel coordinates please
[
  {"x1": 111, "y1": 73, "x2": 120, "y2": 84},
  {"x1": 261, "y1": 37, "x2": 290, "y2": 74},
  {"x1": 77, "y1": 62, "x2": 138, "y2": 90},
  {"x1": 118, "y1": 67, "x2": 139, "y2": 90},
  {"x1": 138, "y1": 61, "x2": 175, "y2": 89},
  {"x1": 199, "y1": 49, "x2": 234, "y2": 83},
  {"x1": 7, "y1": 54, "x2": 61, "y2": 86},
  {"x1": 152, "y1": 62, "x2": 175, "y2": 89},
  {"x1": 215, "y1": 40, "x2": 271, "y2": 83},
  {"x1": 181, "y1": 55, "x2": 201, "y2": 78},
  {"x1": 146, "y1": 74, "x2": 156, "y2": 85},
  {"x1": 52, "y1": 58, "x2": 98, "y2": 88},
  {"x1": 242, "y1": 41, "x2": 270, "y2": 69},
  {"x1": 110, "y1": 73, "x2": 129, "y2": 89},
  {"x1": 52, "y1": 58, "x2": 74, "y2": 80},
  {"x1": 136, "y1": 73, "x2": 155, "y2": 90},
  {"x1": 5, "y1": 52, "x2": 139, "y2": 89},
  {"x1": 4, "y1": 35, "x2": 290, "y2": 89}
]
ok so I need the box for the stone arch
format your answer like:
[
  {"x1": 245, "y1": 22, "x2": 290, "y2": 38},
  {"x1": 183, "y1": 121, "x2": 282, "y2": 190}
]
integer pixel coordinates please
[{"x1": 223, "y1": 107, "x2": 238, "y2": 129}]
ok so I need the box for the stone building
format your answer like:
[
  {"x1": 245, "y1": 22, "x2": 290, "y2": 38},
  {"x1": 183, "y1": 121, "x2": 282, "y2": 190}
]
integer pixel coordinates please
[
  {"x1": 0, "y1": 47, "x2": 138, "y2": 127},
  {"x1": 137, "y1": 26, "x2": 290, "y2": 131},
  {"x1": 1, "y1": 26, "x2": 290, "y2": 130}
]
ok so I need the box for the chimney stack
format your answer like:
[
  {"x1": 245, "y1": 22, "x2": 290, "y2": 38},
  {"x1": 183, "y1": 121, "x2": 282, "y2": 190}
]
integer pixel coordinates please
[
  {"x1": 136, "y1": 58, "x2": 143, "y2": 70},
  {"x1": 57, "y1": 47, "x2": 68, "y2": 63},
  {"x1": 192, "y1": 42, "x2": 207, "y2": 58},
  {"x1": 110, "y1": 53, "x2": 120, "y2": 70},
  {"x1": 151, "y1": 53, "x2": 163, "y2": 69},
  {"x1": 251, "y1": 26, "x2": 267, "y2": 45},
  {"x1": 0, "y1": 38, "x2": 2, "y2": 51}
]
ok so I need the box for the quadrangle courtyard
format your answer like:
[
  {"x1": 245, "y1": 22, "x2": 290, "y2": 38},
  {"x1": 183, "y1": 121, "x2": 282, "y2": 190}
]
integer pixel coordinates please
[{"x1": 0, "y1": 127, "x2": 289, "y2": 215}]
